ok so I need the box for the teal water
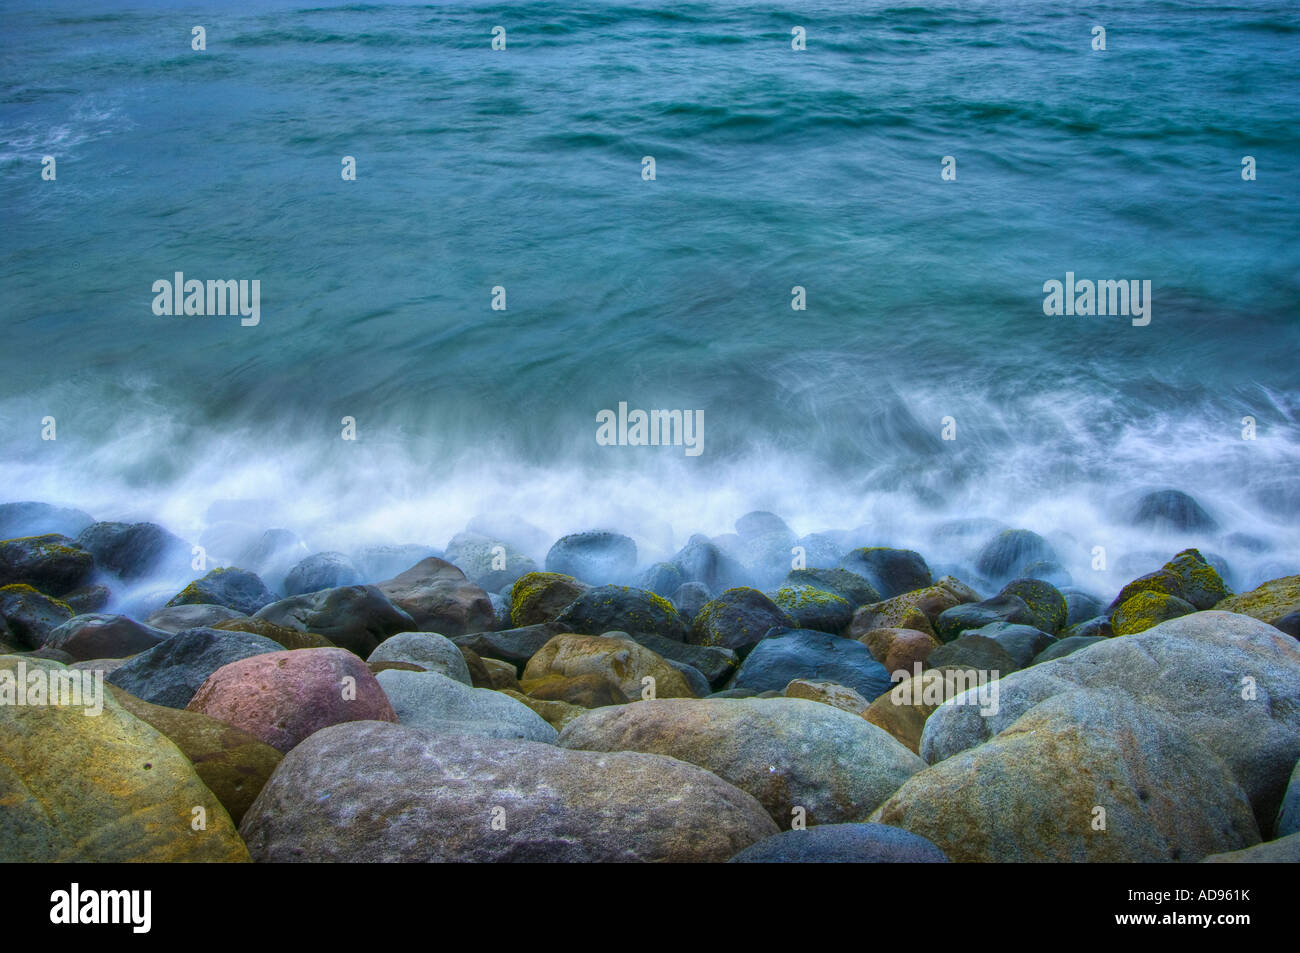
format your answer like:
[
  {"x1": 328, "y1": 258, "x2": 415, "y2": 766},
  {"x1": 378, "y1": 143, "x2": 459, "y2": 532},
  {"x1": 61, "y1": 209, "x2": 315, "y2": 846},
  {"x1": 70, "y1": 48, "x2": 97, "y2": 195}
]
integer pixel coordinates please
[{"x1": 1, "y1": 0, "x2": 1298, "y2": 589}]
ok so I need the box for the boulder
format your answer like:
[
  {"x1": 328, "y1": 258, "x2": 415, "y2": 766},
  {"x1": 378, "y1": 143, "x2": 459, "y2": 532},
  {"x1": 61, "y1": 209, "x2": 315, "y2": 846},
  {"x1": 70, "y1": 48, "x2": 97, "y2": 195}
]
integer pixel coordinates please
[
  {"x1": 254, "y1": 584, "x2": 415, "y2": 656},
  {"x1": 1111, "y1": 590, "x2": 1196, "y2": 636},
  {"x1": 771, "y1": 585, "x2": 853, "y2": 634},
  {"x1": 783, "y1": 678, "x2": 872, "y2": 718},
  {"x1": 838, "y1": 547, "x2": 931, "y2": 599},
  {"x1": 0, "y1": 501, "x2": 94, "y2": 540},
  {"x1": 376, "y1": 558, "x2": 495, "y2": 636},
  {"x1": 1214, "y1": 575, "x2": 1300, "y2": 623},
  {"x1": 451, "y1": 623, "x2": 561, "y2": 672},
  {"x1": 729, "y1": 823, "x2": 948, "y2": 863},
  {"x1": 0, "y1": 656, "x2": 248, "y2": 862},
  {"x1": 42, "y1": 613, "x2": 170, "y2": 661},
  {"x1": 521, "y1": 672, "x2": 629, "y2": 708},
  {"x1": 934, "y1": 593, "x2": 1035, "y2": 642},
  {"x1": 283, "y1": 551, "x2": 361, "y2": 596},
  {"x1": 211, "y1": 616, "x2": 334, "y2": 650},
  {"x1": 166, "y1": 567, "x2": 276, "y2": 616},
  {"x1": 996, "y1": 578, "x2": 1067, "y2": 634},
  {"x1": 375, "y1": 668, "x2": 556, "y2": 742},
  {"x1": 1201, "y1": 832, "x2": 1300, "y2": 863},
  {"x1": 858, "y1": 627, "x2": 940, "y2": 676},
  {"x1": 509, "y1": 572, "x2": 590, "y2": 627},
  {"x1": 873, "y1": 691, "x2": 1258, "y2": 862},
  {"x1": 687, "y1": 587, "x2": 795, "y2": 656},
  {"x1": 1130, "y1": 489, "x2": 1218, "y2": 532},
  {"x1": 443, "y1": 532, "x2": 536, "y2": 592},
  {"x1": 367, "y1": 631, "x2": 472, "y2": 684},
  {"x1": 732, "y1": 628, "x2": 894, "y2": 700},
  {"x1": 669, "y1": 581, "x2": 711, "y2": 624},
  {"x1": 919, "y1": 611, "x2": 1300, "y2": 829},
  {"x1": 499, "y1": 689, "x2": 586, "y2": 731},
  {"x1": 188, "y1": 647, "x2": 397, "y2": 753},
  {"x1": 239, "y1": 720, "x2": 778, "y2": 861},
  {"x1": 847, "y1": 579, "x2": 974, "y2": 638},
  {"x1": 0, "y1": 534, "x2": 94, "y2": 596},
  {"x1": 75, "y1": 521, "x2": 189, "y2": 580},
  {"x1": 0, "y1": 584, "x2": 74, "y2": 649},
  {"x1": 974, "y1": 529, "x2": 1057, "y2": 584},
  {"x1": 544, "y1": 531, "x2": 637, "y2": 584},
  {"x1": 784, "y1": 568, "x2": 880, "y2": 608},
  {"x1": 553, "y1": 585, "x2": 688, "y2": 641},
  {"x1": 522, "y1": 633, "x2": 694, "y2": 700},
  {"x1": 559, "y1": 697, "x2": 925, "y2": 826}
]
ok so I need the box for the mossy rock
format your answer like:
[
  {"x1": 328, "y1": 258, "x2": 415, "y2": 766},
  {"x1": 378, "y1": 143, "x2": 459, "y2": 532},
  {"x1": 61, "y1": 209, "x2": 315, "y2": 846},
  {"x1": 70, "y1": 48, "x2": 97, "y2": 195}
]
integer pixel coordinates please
[
  {"x1": 687, "y1": 587, "x2": 795, "y2": 655},
  {"x1": 1214, "y1": 575, "x2": 1300, "y2": 623},
  {"x1": 0, "y1": 656, "x2": 249, "y2": 861},
  {"x1": 553, "y1": 584, "x2": 688, "y2": 641},
  {"x1": 1164, "y1": 549, "x2": 1231, "y2": 610},
  {"x1": 108, "y1": 685, "x2": 281, "y2": 826},
  {"x1": 509, "y1": 572, "x2": 589, "y2": 627},
  {"x1": 0, "y1": 583, "x2": 75, "y2": 649},
  {"x1": 784, "y1": 568, "x2": 881, "y2": 608},
  {"x1": 1111, "y1": 590, "x2": 1196, "y2": 636},
  {"x1": 0, "y1": 534, "x2": 95, "y2": 596},
  {"x1": 772, "y1": 585, "x2": 853, "y2": 634},
  {"x1": 213, "y1": 616, "x2": 334, "y2": 650},
  {"x1": 997, "y1": 578, "x2": 1067, "y2": 635}
]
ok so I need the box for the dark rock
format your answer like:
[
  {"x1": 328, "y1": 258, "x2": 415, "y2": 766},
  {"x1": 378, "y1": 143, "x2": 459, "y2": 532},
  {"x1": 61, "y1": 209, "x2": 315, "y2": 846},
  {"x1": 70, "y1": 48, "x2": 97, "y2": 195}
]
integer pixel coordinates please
[
  {"x1": 42, "y1": 613, "x2": 170, "y2": 661},
  {"x1": 784, "y1": 568, "x2": 880, "y2": 608},
  {"x1": 996, "y1": 578, "x2": 1067, "y2": 634},
  {"x1": 166, "y1": 567, "x2": 275, "y2": 616},
  {"x1": 283, "y1": 552, "x2": 360, "y2": 596},
  {"x1": 61, "y1": 584, "x2": 110, "y2": 615},
  {"x1": 962, "y1": 622, "x2": 1055, "y2": 669},
  {"x1": 934, "y1": 594, "x2": 1035, "y2": 642},
  {"x1": 687, "y1": 588, "x2": 795, "y2": 656},
  {"x1": 974, "y1": 529, "x2": 1057, "y2": 583},
  {"x1": 107, "y1": 626, "x2": 282, "y2": 708},
  {"x1": 670, "y1": 581, "x2": 711, "y2": 623},
  {"x1": 666, "y1": 659, "x2": 711, "y2": 698},
  {"x1": 735, "y1": 511, "x2": 792, "y2": 539},
  {"x1": 0, "y1": 534, "x2": 95, "y2": 596},
  {"x1": 145, "y1": 603, "x2": 247, "y2": 632},
  {"x1": 0, "y1": 502, "x2": 94, "y2": 540},
  {"x1": 75, "y1": 521, "x2": 189, "y2": 580},
  {"x1": 839, "y1": 547, "x2": 931, "y2": 599},
  {"x1": 729, "y1": 822, "x2": 948, "y2": 863},
  {"x1": 732, "y1": 628, "x2": 893, "y2": 700},
  {"x1": 1062, "y1": 588, "x2": 1104, "y2": 627},
  {"x1": 1064, "y1": 615, "x2": 1115, "y2": 639},
  {"x1": 554, "y1": 585, "x2": 688, "y2": 641},
  {"x1": 771, "y1": 585, "x2": 853, "y2": 634},
  {"x1": 1131, "y1": 489, "x2": 1219, "y2": 532},
  {"x1": 672, "y1": 535, "x2": 747, "y2": 593},
  {"x1": 211, "y1": 616, "x2": 334, "y2": 650},
  {"x1": 1273, "y1": 612, "x2": 1300, "y2": 639},
  {"x1": 636, "y1": 562, "x2": 684, "y2": 597},
  {"x1": 255, "y1": 585, "x2": 415, "y2": 656},
  {"x1": 375, "y1": 557, "x2": 495, "y2": 636},
  {"x1": 0, "y1": 584, "x2": 74, "y2": 649},
  {"x1": 544, "y1": 531, "x2": 637, "y2": 584},
  {"x1": 925, "y1": 636, "x2": 1019, "y2": 676},
  {"x1": 509, "y1": 571, "x2": 590, "y2": 627},
  {"x1": 450, "y1": 623, "x2": 563, "y2": 673}
]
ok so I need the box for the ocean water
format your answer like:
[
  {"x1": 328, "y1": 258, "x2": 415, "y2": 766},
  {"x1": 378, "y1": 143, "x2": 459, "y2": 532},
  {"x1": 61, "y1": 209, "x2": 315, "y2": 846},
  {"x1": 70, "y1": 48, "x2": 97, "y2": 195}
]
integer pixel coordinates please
[{"x1": 1, "y1": 0, "x2": 1298, "y2": 596}]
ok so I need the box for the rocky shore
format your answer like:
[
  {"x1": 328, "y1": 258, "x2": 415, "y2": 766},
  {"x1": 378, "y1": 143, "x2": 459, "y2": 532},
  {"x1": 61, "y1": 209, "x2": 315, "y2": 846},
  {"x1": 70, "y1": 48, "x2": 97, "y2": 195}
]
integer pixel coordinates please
[{"x1": 1, "y1": 493, "x2": 1298, "y2": 863}]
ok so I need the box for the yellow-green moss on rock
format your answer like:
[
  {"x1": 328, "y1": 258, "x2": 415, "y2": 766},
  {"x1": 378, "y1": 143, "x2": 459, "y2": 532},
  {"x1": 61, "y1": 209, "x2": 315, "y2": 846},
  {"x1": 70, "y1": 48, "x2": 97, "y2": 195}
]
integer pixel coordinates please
[{"x1": 1112, "y1": 590, "x2": 1197, "y2": 636}]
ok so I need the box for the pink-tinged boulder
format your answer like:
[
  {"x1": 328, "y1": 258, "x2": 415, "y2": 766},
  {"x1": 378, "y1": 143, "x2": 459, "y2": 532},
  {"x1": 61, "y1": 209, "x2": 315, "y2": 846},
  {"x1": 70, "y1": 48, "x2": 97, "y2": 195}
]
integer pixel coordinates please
[{"x1": 187, "y1": 647, "x2": 396, "y2": 752}]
